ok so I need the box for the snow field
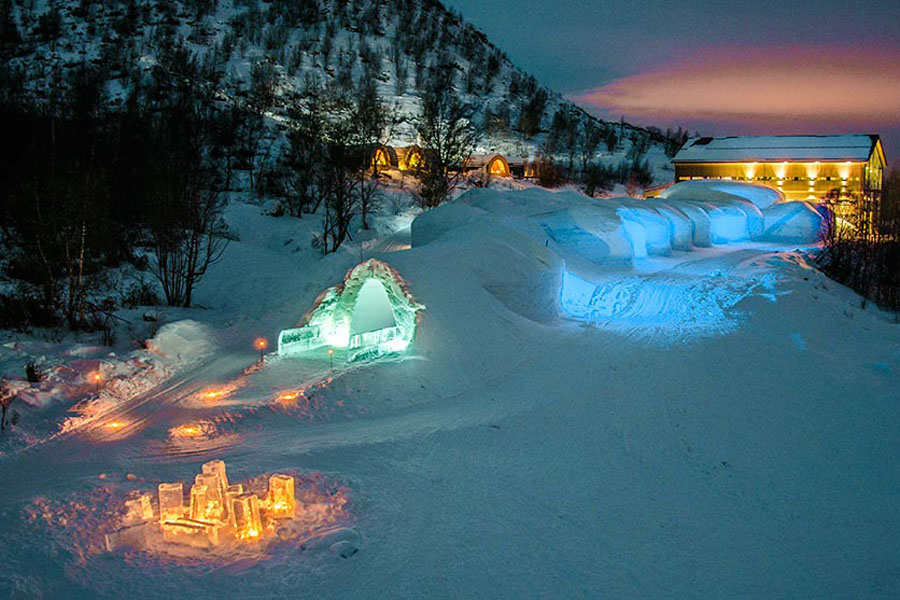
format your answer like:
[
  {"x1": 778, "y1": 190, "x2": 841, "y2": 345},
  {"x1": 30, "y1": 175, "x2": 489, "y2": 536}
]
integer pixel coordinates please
[{"x1": 1, "y1": 185, "x2": 899, "y2": 598}]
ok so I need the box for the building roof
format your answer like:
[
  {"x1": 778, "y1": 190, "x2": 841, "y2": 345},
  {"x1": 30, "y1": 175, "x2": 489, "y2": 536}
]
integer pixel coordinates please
[
  {"x1": 465, "y1": 154, "x2": 509, "y2": 168},
  {"x1": 672, "y1": 135, "x2": 882, "y2": 164}
]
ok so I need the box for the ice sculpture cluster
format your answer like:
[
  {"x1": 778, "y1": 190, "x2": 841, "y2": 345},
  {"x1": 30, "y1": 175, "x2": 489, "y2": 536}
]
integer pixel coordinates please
[
  {"x1": 278, "y1": 259, "x2": 424, "y2": 362},
  {"x1": 105, "y1": 460, "x2": 302, "y2": 551}
]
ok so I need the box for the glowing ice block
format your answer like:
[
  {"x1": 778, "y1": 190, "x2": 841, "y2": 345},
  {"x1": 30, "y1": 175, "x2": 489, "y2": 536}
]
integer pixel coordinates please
[
  {"x1": 201, "y1": 460, "x2": 229, "y2": 496},
  {"x1": 194, "y1": 474, "x2": 224, "y2": 521},
  {"x1": 267, "y1": 474, "x2": 296, "y2": 519},
  {"x1": 225, "y1": 484, "x2": 244, "y2": 527},
  {"x1": 158, "y1": 482, "x2": 185, "y2": 523},
  {"x1": 232, "y1": 493, "x2": 263, "y2": 541},
  {"x1": 189, "y1": 484, "x2": 210, "y2": 522}
]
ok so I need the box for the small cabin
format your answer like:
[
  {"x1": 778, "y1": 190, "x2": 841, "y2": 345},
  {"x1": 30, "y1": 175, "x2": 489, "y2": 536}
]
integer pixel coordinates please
[
  {"x1": 464, "y1": 154, "x2": 512, "y2": 178},
  {"x1": 396, "y1": 145, "x2": 424, "y2": 171},
  {"x1": 506, "y1": 157, "x2": 527, "y2": 179},
  {"x1": 371, "y1": 144, "x2": 399, "y2": 170},
  {"x1": 370, "y1": 144, "x2": 427, "y2": 172}
]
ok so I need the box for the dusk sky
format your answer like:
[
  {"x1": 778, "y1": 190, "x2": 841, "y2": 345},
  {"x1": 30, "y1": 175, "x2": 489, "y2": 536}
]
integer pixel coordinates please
[{"x1": 445, "y1": 0, "x2": 900, "y2": 164}]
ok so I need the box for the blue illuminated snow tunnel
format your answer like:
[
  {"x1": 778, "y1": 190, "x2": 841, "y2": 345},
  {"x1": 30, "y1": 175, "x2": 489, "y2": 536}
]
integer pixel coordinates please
[{"x1": 278, "y1": 259, "x2": 424, "y2": 362}]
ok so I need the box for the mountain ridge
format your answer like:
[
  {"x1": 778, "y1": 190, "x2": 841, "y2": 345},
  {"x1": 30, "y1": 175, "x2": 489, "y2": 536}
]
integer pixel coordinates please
[{"x1": 1, "y1": 0, "x2": 678, "y2": 178}]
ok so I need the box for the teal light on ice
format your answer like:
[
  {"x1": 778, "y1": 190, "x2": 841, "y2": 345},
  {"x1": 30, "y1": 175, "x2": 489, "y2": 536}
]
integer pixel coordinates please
[{"x1": 278, "y1": 259, "x2": 424, "y2": 362}]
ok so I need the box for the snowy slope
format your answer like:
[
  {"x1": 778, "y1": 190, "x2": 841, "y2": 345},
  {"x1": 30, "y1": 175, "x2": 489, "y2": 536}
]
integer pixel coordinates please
[
  {"x1": 2, "y1": 0, "x2": 673, "y2": 179},
  {"x1": 1, "y1": 188, "x2": 899, "y2": 597}
]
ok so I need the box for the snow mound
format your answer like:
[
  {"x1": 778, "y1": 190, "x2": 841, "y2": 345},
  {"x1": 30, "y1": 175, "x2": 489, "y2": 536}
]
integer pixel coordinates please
[
  {"x1": 559, "y1": 269, "x2": 772, "y2": 339},
  {"x1": 58, "y1": 321, "x2": 218, "y2": 437},
  {"x1": 148, "y1": 320, "x2": 217, "y2": 363},
  {"x1": 538, "y1": 206, "x2": 634, "y2": 263},
  {"x1": 456, "y1": 187, "x2": 569, "y2": 215},
  {"x1": 760, "y1": 202, "x2": 826, "y2": 244},
  {"x1": 660, "y1": 180, "x2": 784, "y2": 209},
  {"x1": 411, "y1": 202, "x2": 489, "y2": 247},
  {"x1": 432, "y1": 220, "x2": 564, "y2": 322},
  {"x1": 616, "y1": 202, "x2": 673, "y2": 257},
  {"x1": 413, "y1": 188, "x2": 821, "y2": 273}
]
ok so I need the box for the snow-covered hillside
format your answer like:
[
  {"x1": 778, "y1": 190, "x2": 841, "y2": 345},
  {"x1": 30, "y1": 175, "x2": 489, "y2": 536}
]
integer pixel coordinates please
[
  {"x1": 1, "y1": 187, "x2": 899, "y2": 597},
  {"x1": 1, "y1": 0, "x2": 674, "y2": 180}
]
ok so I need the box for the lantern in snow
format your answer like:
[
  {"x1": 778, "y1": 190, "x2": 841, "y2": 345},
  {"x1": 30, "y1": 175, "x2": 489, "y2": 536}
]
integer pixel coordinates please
[
  {"x1": 267, "y1": 474, "x2": 296, "y2": 518},
  {"x1": 224, "y1": 484, "x2": 244, "y2": 527},
  {"x1": 194, "y1": 474, "x2": 224, "y2": 521},
  {"x1": 231, "y1": 493, "x2": 263, "y2": 541},
  {"x1": 189, "y1": 484, "x2": 212, "y2": 522},
  {"x1": 255, "y1": 337, "x2": 268, "y2": 362}
]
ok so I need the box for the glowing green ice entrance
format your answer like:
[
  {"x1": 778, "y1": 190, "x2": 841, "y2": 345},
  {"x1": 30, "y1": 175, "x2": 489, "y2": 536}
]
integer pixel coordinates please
[{"x1": 278, "y1": 259, "x2": 424, "y2": 362}]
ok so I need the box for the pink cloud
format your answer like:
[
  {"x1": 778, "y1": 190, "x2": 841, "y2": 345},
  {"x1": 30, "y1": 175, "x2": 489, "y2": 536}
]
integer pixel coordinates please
[{"x1": 572, "y1": 46, "x2": 900, "y2": 129}]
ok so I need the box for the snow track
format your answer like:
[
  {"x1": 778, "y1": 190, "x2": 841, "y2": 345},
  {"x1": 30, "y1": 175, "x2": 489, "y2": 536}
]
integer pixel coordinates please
[{"x1": 562, "y1": 247, "x2": 782, "y2": 341}]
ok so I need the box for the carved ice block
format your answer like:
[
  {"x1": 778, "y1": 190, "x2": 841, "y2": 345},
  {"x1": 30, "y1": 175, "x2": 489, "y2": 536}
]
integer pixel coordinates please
[
  {"x1": 158, "y1": 482, "x2": 185, "y2": 523},
  {"x1": 267, "y1": 474, "x2": 296, "y2": 518},
  {"x1": 231, "y1": 493, "x2": 262, "y2": 541},
  {"x1": 189, "y1": 483, "x2": 210, "y2": 521},
  {"x1": 104, "y1": 522, "x2": 149, "y2": 552},
  {"x1": 201, "y1": 460, "x2": 228, "y2": 497},
  {"x1": 161, "y1": 518, "x2": 220, "y2": 548},
  {"x1": 225, "y1": 484, "x2": 244, "y2": 527},
  {"x1": 194, "y1": 474, "x2": 224, "y2": 520}
]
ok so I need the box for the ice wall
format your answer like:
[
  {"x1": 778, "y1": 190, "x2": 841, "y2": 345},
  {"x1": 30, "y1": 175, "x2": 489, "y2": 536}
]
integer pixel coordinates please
[{"x1": 411, "y1": 185, "x2": 824, "y2": 273}]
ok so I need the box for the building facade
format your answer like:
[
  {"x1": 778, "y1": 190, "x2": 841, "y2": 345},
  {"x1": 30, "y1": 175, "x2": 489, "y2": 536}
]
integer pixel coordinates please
[{"x1": 672, "y1": 135, "x2": 887, "y2": 227}]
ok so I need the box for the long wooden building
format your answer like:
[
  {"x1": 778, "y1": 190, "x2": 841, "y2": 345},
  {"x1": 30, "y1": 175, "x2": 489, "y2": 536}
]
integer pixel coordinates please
[{"x1": 672, "y1": 135, "x2": 887, "y2": 226}]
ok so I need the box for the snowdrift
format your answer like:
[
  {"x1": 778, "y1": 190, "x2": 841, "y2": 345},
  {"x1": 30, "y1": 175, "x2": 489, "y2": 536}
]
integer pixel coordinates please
[
  {"x1": 660, "y1": 179, "x2": 783, "y2": 209},
  {"x1": 414, "y1": 185, "x2": 823, "y2": 269},
  {"x1": 760, "y1": 202, "x2": 828, "y2": 243},
  {"x1": 409, "y1": 186, "x2": 823, "y2": 340}
]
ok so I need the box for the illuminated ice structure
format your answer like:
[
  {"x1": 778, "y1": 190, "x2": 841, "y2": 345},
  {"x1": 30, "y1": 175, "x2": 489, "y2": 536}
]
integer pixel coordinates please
[
  {"x1": 105, "y1": 460, "x2": 298, "y2": 551},
  {"x1": 278, "y1": 259, "x2": 424, "y2": 361}
]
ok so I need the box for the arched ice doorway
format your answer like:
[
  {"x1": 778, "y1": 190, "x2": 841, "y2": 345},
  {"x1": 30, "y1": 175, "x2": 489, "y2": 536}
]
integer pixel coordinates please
[{"x1": 349, "y1": 279, "x2": 397, "y2": 345}]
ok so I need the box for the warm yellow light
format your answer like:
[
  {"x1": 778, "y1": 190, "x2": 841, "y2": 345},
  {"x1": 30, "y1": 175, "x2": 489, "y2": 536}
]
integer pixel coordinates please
[
  {"x1": 839, "y1": 161, "x2": 852, "y2": 180},
  {"x1": 105, "y1": 421, "x2": 125, "y2": 430},
  {"x1": 488, "y1": 158, "x2": 508, "y2": 177},
  {"x1": 254, "y1": 337, "x2": 268, "y2": 351},
  {"x1": 373, "y1": 148, "x2": 389, "y2": 167},
  {"x1": 775, "y1": 161, "x2": 788, "y2": 180},
  {"x1": 105, "y1": 460, "x2": 352, "y2": 555},
  {"x1": 175, "y1": 424, "x2": 203, "y2": 437},
  {"x1": 744, "y1": 162, "x2": 757, "y2": 180},
  {"x1": 267, "y1": 474, "x2": 296, "y2": 519},
  {"x1": 90, "y1": 371, "x2": 103, "y2": 384}
]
